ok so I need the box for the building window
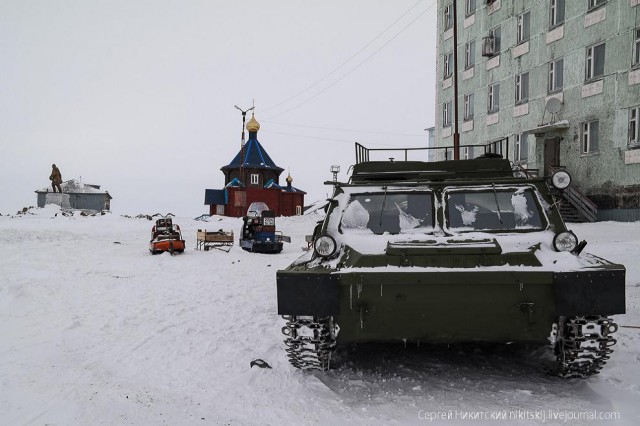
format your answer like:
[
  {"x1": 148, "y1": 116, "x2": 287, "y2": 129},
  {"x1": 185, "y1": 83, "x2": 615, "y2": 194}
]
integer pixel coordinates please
[
  {"x1": 250, "y1": 174, "x2": 259, "y2": 185},
  {"x1": 630, "y1": 106, "x2": 640, "y2": 148},
  {"x1": 582, "y1": 121, "x2": 599, "y2": 154},
  {"x1": 588, "y1": 0, "x2": 607, "y2": 11},
  {"x1": 585, "y1": 42, "x2": 605, "y2": 81},
  {"x1": 514, "y1": 133, "x2": 528, "y2": 163},
  {"x1": 516, "y1": 11, "x2": 530, "y2": 44},
  {"x1": 465, "y1": 0, "x2": 476, "y2": 16},
  {"x1": 633, "y1": 29, "x2": 640, "y2": 68},
  {"x1": 444, "y1": 3, "x2": 453, "y2": 30},
  {"x1": 296, "y1": 205, "x2": 302, "y2": 215},
  {"x1": 482, "y1": 26, "x2": 501, "y2": 57},
  {"x1": 550, "y1": 0, "x2": 565, "y2": 28},
  {"x1": 216, "y1": 205, "x2": 225, "y2": 215},
  {"x1": 443, "y1": 101, "x2": 452, "y2": 127},
  {"x1": 548, "y1": 58, "x2": 564, "y2": 93},
  {"x1": 515, "y1": 72, "x2": 529, "y2": 104},
  {"x1": 464, "y1": 93, "x2": 474, "y2": 120},
  {"x1": 444, "y1": 52, "x2": 453, "y2": 78},
  {"x1": 488, "y1": 83, "x2": 500, "y2": 113},
  {"x1": 489, "y1": 26, "x2": 501, "y2": 52},
  {"x1": 465, "y1": 40, "x2": 475, "y2": 69},
  {"x1": 486, "y1": 140, "x2": 503, "y2": 156}
]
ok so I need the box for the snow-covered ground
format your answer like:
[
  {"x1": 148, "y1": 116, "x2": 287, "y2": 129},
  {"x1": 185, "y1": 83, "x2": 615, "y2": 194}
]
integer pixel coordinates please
[{"x1": 1, "y1": 206, "x2": 638, "y2": 425}]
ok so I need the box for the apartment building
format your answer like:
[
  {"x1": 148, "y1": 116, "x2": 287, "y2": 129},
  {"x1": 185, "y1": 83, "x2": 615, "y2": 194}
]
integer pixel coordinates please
[{"x1": 435, "y1": 0, "x2": 640, "y2": 220}]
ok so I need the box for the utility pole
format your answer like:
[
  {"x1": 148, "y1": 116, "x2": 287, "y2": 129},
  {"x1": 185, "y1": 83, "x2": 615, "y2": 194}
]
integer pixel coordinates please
[
  {"x1": 234, "y1": 105, "x2": 255, "y2": 216},
  {"x1": 452, "y1": 0, "x2": 461, "y2": 160},
  {"x1": 234, "y1": 104, "x2": 255, "y2": 186}
]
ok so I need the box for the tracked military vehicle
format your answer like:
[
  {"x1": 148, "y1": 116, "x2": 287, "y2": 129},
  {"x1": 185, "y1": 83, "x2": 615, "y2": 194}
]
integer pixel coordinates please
[{"x1": 277, "y1": 142, "x2": 626, "y2": 378}]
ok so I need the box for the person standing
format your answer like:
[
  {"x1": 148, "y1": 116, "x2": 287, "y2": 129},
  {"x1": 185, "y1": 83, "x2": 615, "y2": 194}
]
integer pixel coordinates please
[{"x1": 50, "y1": 164, "x2": 62, "y2": 193}]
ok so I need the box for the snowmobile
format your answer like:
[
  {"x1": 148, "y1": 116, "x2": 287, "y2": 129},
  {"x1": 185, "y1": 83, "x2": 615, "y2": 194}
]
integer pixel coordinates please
[
  {"x1": 149, "y1": 217, "x2": 185, "y2": 255},
  {"x1": 276, "y1": 141, "x2": 625, "y2": 378},
  {"x1": 239, "y1": 203, "x2": 289, "y2": 253}
]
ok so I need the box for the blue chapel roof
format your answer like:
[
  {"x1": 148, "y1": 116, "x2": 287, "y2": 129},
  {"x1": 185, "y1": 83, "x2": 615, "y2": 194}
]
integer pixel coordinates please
[
  {"x1": 221, "y1": 134, "x2": 284, "y2": 173},
  {"x1": 264, "y1": 178, "x2": 306, "y2": 194}
]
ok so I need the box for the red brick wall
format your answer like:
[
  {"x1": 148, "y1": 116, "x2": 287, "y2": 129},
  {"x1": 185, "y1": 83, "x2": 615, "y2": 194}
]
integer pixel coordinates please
[{"x1": 218, "y1": 187, "x2": 304, "y2": 217}]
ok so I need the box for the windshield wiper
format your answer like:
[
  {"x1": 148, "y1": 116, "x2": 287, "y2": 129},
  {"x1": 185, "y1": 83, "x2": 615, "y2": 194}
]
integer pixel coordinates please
[
  {"x1": 492, "y1": 183, "x2": 503, "y2": 224},
  {"x1": 378, "y1": 186, "x2": 388, "y2": 226}
]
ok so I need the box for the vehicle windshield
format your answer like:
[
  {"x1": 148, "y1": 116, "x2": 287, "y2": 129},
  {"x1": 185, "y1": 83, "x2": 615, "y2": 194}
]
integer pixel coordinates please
[
  {"x1": 446, "y1": 187, "x2": 544, "y2": 232},
  {"x1": 340, "y1": 192, "x2": 434, "y2": 235}
]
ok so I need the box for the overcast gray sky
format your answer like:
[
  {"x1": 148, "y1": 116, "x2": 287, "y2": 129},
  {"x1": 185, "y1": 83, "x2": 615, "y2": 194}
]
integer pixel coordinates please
[{"x1": 0, "y1": 0, "x2": 438, "y2": 216}]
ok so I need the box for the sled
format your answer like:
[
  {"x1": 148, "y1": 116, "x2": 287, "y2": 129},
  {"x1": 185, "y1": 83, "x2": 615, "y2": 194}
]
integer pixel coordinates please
[
  {"x1": 196, "y1": 229, "x2": 234, "y2": 252},
  {"x1": 149, "y1": 217, "x2": 186, "y2": 255}
]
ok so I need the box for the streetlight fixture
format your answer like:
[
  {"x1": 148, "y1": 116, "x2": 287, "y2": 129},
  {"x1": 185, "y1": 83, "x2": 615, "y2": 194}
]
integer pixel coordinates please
[{"x1": 330, "y1": 165, "x2": 340, "y2": 182}]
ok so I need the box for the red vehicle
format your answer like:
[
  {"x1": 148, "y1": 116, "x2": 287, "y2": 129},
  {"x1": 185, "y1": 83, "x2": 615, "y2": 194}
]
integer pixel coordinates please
[{"x1": 149, "y1": 217, "x2": 185, "y2": 255}]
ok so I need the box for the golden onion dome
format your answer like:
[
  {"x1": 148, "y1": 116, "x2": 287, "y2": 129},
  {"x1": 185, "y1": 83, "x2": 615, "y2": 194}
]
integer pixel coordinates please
[
  {"x1": 286, "y1": 174, "x2": 293, "y2": 184},
  {"x1": 246, "y1": 115, "x2": 260, "y2": 132}
]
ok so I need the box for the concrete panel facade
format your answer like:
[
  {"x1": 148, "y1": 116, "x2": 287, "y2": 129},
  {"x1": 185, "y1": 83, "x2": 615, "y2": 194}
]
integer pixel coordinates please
[{"x1": 435, "y1": 0, "x2": 640, "y2": 220}]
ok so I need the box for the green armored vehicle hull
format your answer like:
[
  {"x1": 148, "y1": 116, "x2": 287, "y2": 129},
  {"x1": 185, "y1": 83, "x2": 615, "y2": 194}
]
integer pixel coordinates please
[{"x1": 277, "y1": 145, "x2": 625, "y2": 378}]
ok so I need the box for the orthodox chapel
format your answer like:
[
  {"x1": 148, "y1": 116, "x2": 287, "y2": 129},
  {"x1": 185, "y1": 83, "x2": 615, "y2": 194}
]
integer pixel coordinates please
[{"x1": 204, "y1": 114, "x2": 306, "y2": 217}]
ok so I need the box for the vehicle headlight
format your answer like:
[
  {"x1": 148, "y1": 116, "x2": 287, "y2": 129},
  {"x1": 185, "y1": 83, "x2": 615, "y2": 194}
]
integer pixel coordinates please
[
  {"x1": 314, "y1": 235, "x2": 337, "y2": 258},
  {"x1": 551, "y1": 170, "x2": 571, "y2": 190},
  {"x1": 553, "y1": 231, "x2": 578, "y2": 252}
]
